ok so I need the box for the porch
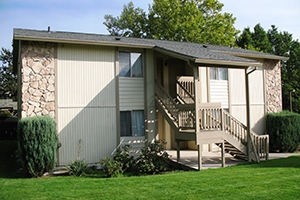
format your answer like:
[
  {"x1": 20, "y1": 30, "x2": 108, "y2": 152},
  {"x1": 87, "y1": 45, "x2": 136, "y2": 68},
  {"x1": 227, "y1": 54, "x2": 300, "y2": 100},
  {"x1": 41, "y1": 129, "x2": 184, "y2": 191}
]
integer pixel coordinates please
[{"x1": 155, "y1": 73, "x2": 269, "y2": 170}]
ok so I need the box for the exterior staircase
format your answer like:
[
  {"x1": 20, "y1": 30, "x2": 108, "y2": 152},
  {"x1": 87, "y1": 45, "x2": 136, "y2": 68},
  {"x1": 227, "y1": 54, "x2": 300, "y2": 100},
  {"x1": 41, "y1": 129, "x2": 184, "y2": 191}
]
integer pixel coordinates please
[{"x1": 155, "y1": 80, "x2": 269, "y2": 162}]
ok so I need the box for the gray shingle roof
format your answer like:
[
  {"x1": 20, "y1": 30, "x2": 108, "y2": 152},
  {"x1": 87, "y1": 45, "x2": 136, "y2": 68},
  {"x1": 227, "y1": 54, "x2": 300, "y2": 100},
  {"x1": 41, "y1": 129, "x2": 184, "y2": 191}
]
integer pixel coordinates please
[{"x1": 13, "y1": 28, "x2": 287, "y2": 66}]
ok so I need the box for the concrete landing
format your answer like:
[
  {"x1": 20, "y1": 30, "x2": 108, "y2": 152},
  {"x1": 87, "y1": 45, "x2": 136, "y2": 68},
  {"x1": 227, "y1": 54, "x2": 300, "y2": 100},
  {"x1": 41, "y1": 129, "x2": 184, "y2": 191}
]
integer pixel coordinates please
[{"x1": 166, "y1": 150, "x2": 299, "y2": 170}]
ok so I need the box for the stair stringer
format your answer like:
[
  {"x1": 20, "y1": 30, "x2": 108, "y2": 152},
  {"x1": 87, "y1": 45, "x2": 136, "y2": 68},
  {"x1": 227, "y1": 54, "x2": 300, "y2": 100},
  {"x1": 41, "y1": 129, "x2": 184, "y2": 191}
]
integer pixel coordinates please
[
  {"x1": 223, "y1": 132, "x2": 247, "y2": 155},
  {"x1": 155, "y1": 98, "x2": 179, "y2": 134}
]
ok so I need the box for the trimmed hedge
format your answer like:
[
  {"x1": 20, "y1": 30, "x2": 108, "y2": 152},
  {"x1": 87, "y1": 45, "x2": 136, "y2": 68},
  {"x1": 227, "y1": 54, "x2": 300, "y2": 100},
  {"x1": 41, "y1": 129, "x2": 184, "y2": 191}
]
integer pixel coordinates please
[
  {"x1": 266, "y1": 111, "x2": 300, "y2": 152},
  {"x1": 18, "y1": 116, "x2": 58, "y2": 177}
]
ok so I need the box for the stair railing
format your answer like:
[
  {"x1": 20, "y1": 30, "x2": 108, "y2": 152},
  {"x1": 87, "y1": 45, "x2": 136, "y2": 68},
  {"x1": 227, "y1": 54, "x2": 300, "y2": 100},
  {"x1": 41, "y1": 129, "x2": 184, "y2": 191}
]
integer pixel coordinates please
[
  {"x1": 155, "y1": 81, "x2": 196, "y2": 130},
  {"x1": 198, "y1": 105, "x2": 269, "y2": 161},
  {"x1": 176, "y1": 80, "x2": 195, "y2": 104},
  {"x1": 222, "y1": 109, "x2": 247, "y2": 145},
  {"x1": 155, "y1": 81, "x2": 179, "y2": 124},
  {"x1": 250, "y1": 132, "x2": 269, "y2": 160},
  {"x1": 178, "y1": 104, "x2": 196, "y2": 129}
]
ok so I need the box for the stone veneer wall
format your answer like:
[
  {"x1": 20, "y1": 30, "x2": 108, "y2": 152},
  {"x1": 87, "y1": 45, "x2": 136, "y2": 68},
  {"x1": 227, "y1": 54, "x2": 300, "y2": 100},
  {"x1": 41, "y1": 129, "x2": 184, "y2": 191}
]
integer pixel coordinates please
[
  {"x1": 21, "y1": 41, "x2": 55, "y2": 118},
  {"x1": 265, "y1": 59, "x2": 282, "y2": 113}
]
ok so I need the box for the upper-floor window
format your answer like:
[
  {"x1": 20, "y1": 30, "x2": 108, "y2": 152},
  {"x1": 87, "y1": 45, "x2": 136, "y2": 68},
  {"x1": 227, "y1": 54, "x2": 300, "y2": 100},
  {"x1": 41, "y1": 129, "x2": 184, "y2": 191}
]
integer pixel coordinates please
[
  {"x1": 119, "y1": 52, "x2": 143, "y2": 77},
  {"x1": 210, "y1": 67, "x2": 228, "y2": 80}
]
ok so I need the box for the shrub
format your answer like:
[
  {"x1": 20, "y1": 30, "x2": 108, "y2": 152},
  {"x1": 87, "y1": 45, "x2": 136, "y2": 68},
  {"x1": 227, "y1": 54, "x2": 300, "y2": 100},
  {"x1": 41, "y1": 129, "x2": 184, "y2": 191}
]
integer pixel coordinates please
[
  {"x1": 134, "y1": 140, "x2": 169, "y2": 174},
  {"x1": 18, "y1": 116, "x2": 58, "y2": 177},
  {"x1": 266, "y1": 111, "x2": 300, "y2": 152},
  {"x1": 100, "y1": 140, "x2": 170, "y2": 177},
  {"x1": 113, "y1": 145, "x2": 134, "y2": 172},
  {"x1": 100, "y1": 157, "x2": 123, "y2": 177},
  {"x1": 67, "y1": 159, "x2": 89, "y2": 177}
]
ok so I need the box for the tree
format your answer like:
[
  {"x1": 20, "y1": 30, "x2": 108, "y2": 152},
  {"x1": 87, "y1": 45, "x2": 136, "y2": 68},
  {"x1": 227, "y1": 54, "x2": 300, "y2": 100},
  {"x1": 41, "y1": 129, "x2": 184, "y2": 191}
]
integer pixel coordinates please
[
  {"x1": 236, "y1": 24, "x2": 300, "y2": 113},
  {"x1": 104, "y1": 2, "x2": 147, "y2": 38},
  {"x1": 251, "y1": 24, "x2": 272, "y2": 53},
  {"x1": 104, "y1": 0, "x2": 239, "y2": 46},
  {"x1": 0, "y1": 48, "x2": 17, "y2": 100},
  {"x1": 236, "y1": 24, "x2": 272, "y2": 52}
]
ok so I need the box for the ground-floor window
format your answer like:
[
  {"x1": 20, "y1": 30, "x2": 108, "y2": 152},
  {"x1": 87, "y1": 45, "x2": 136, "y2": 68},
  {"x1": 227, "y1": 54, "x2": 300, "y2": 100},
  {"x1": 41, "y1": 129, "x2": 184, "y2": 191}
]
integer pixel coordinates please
[{"x1": 120, "y1": 110, "x2": 145, "y2": 137}]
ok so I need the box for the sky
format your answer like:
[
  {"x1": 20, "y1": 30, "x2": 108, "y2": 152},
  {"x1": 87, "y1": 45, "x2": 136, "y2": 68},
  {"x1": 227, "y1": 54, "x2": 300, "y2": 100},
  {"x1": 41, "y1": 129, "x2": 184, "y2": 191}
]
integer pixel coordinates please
[{"x1": 1, "y1": 0, "x2": 300, "y2": 51}]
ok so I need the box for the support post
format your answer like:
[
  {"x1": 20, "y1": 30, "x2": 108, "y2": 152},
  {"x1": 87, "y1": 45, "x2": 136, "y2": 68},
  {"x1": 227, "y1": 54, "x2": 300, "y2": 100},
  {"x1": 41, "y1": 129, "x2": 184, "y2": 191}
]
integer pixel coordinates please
[
  {"x1": 176, "y1": 140, "x2": 180, "y2": 162},
  {"x1": 245, "y1": 68, "x2": 251, "y2": 162},
  {"x1": 198, "y1": 144, "x2": 202, "y2": 170},
  {"x1": 221, "y1": 141, "x2": 225, "y2": 167},
  {"x1": 266, "y1": 136, "x2": 269, "y2": 160},
  {"x1": 193, "y1": 66, "x2": 202, "y2": 170}
]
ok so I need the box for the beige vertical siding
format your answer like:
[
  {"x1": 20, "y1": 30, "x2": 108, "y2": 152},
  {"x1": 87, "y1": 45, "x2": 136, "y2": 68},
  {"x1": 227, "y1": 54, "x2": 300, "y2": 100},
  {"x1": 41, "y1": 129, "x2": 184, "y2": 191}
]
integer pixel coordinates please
[
  {"x1": 248, "y1": 68, "x2": 265, "y2": 134},
  {"x1": 228, "y1": 68, "x2": 266, "y2": 134},
  {"x1": 119, "y1": 78, "x2": 144, "y2": 110},
  {"x1": 210, "y1": 80, "x2": 229, "y2": 108},
  {"x1": 58, "y1": 107, "x2": 117, "y2": 164},
  {"x1": 228, "y1": 69, "x2": 246, "y2": 124},
  {"x1": 57, "y1": 44, "x2": 117, "y2": 165},
  {"x1": 200, "y1": 67, "x2": 208, "y2": 103}
]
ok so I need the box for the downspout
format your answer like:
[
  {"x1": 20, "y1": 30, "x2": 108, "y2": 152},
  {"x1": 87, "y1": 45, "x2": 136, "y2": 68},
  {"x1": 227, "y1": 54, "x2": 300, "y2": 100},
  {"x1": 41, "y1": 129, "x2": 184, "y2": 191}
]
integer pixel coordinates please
[
  {"x1": 245, "y1": 67, "x2": 257, "y2": 162},
  {"x1": 17, "y1": 40, "x2": 22, "y2": 120}
]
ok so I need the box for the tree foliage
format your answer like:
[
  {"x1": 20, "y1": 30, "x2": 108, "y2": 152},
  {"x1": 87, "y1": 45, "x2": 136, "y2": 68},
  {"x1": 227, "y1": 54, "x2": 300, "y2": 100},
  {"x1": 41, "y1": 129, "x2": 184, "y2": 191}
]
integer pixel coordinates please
[
  {"x1": 236, "y1": 24, "x2": 300, "y2": 113},
  {"x1": 104, "y1": 0, "x2": 239, "y2": 46},
  {"x1": 0, "y1": 48, "x2": 17, "y2": 100}
]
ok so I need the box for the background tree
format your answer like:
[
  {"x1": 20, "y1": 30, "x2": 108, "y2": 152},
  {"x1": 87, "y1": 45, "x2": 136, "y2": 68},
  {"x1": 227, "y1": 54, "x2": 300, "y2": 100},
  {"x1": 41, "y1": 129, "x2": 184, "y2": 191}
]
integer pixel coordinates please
[
  {"x1": 104, "y1": 0, "x2": 239, "y2": 46},
  {"x1": 104, "y1": 2, "x2": 147, "y2": 38},
  {"x1": 236, "y1": 24, "x2": 272, "y2": 52},
  {"x1": 236, "y1": 24, "x2": 300, "y2": 113},
  {"x1": 0, "y1": 48, "x2": 17, "y2": 100}
]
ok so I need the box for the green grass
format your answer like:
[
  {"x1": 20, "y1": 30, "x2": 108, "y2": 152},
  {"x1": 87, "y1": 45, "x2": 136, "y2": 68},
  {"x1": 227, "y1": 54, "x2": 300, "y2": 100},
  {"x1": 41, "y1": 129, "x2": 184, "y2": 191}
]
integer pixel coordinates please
[{"x1": 1, "y1": 141, "x2": 300, "y2": 199}]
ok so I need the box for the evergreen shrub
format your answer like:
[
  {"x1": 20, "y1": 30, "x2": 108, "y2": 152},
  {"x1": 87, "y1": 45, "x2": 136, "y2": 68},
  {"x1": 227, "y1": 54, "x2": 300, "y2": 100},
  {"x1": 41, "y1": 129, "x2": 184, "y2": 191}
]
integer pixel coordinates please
[
  {"x1": 18, "y1": 115, "x2": 58, "y2": 177},
  {"x1": 266, "y1": 111, "x2": 300, "y2": 152}
]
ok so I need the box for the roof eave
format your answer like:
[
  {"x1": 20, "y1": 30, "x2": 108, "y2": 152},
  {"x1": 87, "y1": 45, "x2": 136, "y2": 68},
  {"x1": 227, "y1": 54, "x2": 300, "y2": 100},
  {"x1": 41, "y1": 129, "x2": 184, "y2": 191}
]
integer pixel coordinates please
[
  {"x1": 153, "y1": 46, "x2": 193, "y2": 61},
  {"x1": 13, "y1": 35, "x2": 154, "y2": 49},
  {"x1": 212, "y1": 50, "x2": 289, "y2": 61},
  {"x1": 194, "y1": 58, "x2": 263, "y2": 68}
]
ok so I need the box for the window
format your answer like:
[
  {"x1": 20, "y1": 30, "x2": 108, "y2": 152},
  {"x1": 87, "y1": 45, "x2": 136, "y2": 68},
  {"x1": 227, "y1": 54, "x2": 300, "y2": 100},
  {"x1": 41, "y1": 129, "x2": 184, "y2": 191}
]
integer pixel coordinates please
[
  {"x1": 210, "y1": 67, "x2": 228, "y2": 80},
  {"x1": 120, "y1": 110, "x2": 145, "y2": 136},
  {"x1": 119, "y1": 52, "x2": 143, "y2": 77}
]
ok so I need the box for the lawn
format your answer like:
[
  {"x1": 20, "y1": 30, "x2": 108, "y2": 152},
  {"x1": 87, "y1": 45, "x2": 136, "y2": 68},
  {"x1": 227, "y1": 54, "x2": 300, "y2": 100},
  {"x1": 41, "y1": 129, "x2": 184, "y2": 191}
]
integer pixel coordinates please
[{"x1": 1, "y1": 141, "x2": 300, "y2": 200}]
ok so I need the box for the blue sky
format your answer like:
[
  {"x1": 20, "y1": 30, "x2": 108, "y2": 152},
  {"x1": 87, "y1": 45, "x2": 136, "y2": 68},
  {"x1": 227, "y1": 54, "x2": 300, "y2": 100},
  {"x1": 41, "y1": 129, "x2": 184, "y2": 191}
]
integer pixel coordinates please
[{"x1": 1, "y1": 0, "x2": 300, "y2": 50}]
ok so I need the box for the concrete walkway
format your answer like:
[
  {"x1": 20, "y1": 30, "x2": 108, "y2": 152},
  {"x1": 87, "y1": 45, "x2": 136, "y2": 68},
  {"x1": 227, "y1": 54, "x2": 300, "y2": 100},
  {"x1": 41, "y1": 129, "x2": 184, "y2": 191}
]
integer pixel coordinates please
[{"x1": 166, "y1": 150, "x2": 300, "y2": 170}]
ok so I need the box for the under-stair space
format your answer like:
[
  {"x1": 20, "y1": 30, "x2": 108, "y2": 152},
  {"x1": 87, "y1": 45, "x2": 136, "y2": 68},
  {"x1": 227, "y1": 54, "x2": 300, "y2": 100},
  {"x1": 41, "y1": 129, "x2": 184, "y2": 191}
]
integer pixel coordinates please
[{"x1": 155, "y1": 80, "x2": 269, "y2": 167}]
